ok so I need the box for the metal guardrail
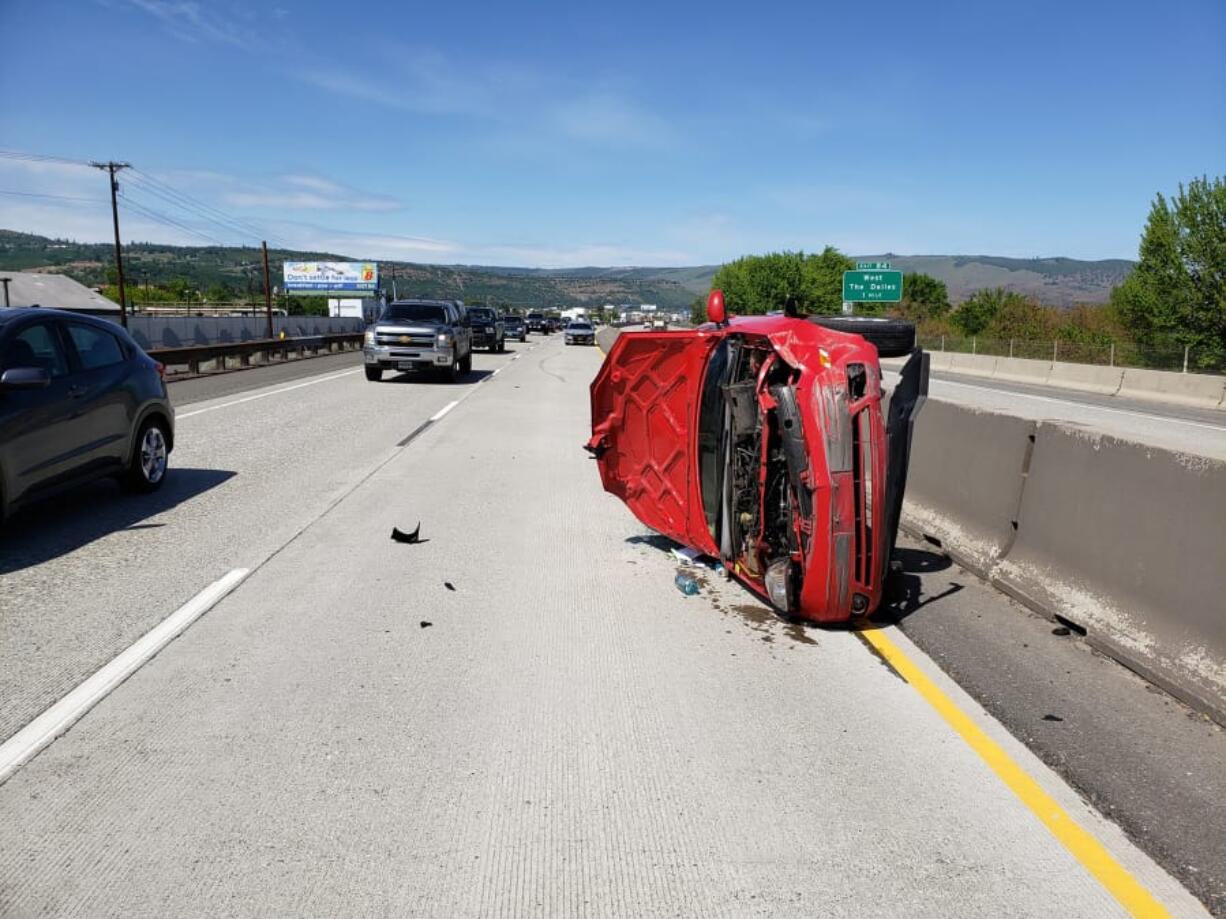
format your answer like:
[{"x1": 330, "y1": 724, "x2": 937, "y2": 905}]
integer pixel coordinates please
[{"x1": 148, "y1": 333, "x2": 364, "y2": 375}]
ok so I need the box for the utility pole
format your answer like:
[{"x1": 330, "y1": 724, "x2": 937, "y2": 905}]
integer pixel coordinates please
[
  {"x1": 262, "y1": 241, "x2": 274, "y2": 340},
  {"x1": 0, "y1": 277, "x2": 11, "y2": 308},
  {"x1": 90, "y1": 161, "x2": 131, "y2": 327}
]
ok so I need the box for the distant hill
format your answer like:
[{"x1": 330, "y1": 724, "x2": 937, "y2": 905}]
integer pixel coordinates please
[
  {"x1": 850, "y1": 255, "x2": 1136, "y2": 306},
  {"x1": 0, "y1": 230, "x2": 1133, "y2": 308}
]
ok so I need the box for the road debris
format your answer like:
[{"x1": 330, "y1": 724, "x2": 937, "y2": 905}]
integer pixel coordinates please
[
  {"x1": 419, "y1": 621, "x2": 433, "y2": 629},
  {"x1": 671, "y1": 546, "x2": 702, "y2": 566},
  {"x1": 1052, "y1": 626, "x2": 1072, "y2": 636},
  {"x1": 674, "y1": 572, "x2": 700, "y2": 596},
  {"x1": 444, "y1": 582, "x2": 456, "y2": 592},
  {"x1": 391, "y1": 523, "x2": 423, "y2": 544}
]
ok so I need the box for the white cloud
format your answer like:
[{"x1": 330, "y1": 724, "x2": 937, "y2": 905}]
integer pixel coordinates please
[
  {"x1": 154, "y1": 169, "x2": 403, "y2": 213},
  {"x1": 117, "y1": 0, "x2": 253, "y2": 48},
  {"x1": 549, "y1": 92, "x2": 678, "y2": 150}
]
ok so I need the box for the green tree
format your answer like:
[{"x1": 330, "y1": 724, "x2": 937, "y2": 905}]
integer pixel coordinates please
[
  {"x1": 897, "y1": 273, "x2": 950, "y2": 321},
  {"x1": 1112, "y1": 176, "x2": 1226, "y2": 369},
  {"x1": 710, "y1": 247, "x2": 853, "y2": 316},
  {"x1": 984, "y1": 293, "x2": 1056, "y2": 341},
  {"x1": 952, "y1": 287, "x2": 1009, "y2": 336}
]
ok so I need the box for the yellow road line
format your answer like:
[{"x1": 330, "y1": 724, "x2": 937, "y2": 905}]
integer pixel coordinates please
[{"x1": 858, "y1": 626, "x2": 1171, "y2": 918}]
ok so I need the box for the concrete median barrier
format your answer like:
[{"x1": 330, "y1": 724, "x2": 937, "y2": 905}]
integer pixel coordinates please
[
  {"x1": 1046, "y1": 362, "x2": 1124, "y2": 395},
  {"x1": 595, "y1": 327, "x2": 620, "y2": 352},
  {"x1": 946, "y1": 353, "x2": 998, "y2": 378},
  {"x1": 990, "y1": 356, "x2": 1053, "y2": 386},
  {"x1": 1118, "y1": 367, "x2": 1226, "y2": 410},
  {"x1": 901, "y1": 400, "x2": 1035, "y2": 576},
  {"x1": 992, "y1": 425, "x2": 1226, "y2": 723}
]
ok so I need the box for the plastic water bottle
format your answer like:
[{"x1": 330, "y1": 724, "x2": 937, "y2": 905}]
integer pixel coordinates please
[{"x1": 674, "y1": 572, "x2": 700, "y2": 596}]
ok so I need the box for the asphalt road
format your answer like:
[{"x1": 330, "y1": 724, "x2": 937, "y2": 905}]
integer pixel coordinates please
[
  {"x1": 0, "y1": 335, "x2": 1216, "y2": 917},
  {"x1": 882, "y1": 366, "x2": 1226, "y2": 460}
]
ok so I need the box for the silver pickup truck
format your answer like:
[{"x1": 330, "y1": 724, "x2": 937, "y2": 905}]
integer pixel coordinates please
[{"x1": 363, "y1": 299, "x2": 473, "y2": 383}]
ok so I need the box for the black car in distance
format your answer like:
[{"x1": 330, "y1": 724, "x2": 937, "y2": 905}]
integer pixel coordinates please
[
  {"x1": 0, "y1": 308, "x2": 175, "y2": 523},
  {"x1": 467, "y1": 306, "x2": 506, "y2": 352},
  {"x1": 504, "y1": 316, "x2": 527, "y2": 341}
]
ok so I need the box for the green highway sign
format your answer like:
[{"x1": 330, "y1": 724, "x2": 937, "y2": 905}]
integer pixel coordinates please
[
  {"x1": 843, "y1": 269, "x2": 904, "y2": 302},
  {"x1": 856, "y1": 261, "x2": 891, "y2": 270}
]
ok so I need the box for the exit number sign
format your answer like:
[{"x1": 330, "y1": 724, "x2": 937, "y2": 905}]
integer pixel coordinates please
[{"x1": 843, "y1": 270, "x2": 904, "y2": 302}]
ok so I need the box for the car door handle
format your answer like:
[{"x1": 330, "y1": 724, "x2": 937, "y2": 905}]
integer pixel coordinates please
[{"x1": 68, "y1": 385, "x2": 87, "y2": 398}]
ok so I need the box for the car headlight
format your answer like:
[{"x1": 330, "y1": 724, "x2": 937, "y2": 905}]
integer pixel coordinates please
[
  {"x1": 437, "y1": 332, "x2": 453, "y2": 345},
  {"x1": 364, "y1": 330, "x2": 376, "y2": 346},
  {"x1": 764, "y1": 558, "x2": 796, "y2": 612}
]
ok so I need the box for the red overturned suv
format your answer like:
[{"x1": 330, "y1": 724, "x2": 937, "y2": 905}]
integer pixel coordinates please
[{"x1": 587, "y1": 291, "x2": 928, "y2": 623}]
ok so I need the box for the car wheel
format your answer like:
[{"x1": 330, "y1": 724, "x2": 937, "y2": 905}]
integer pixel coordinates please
[
  {"x1": 460, "y1": 349, "x2": 473, "y2": 374},
  {"x1": 124, "y1": 418, "x2": 169, "y2": 493},
  {"x1": 365, "y1": 366, "x2": 383, "y2": 382},
  {"x1": 807, "y1": 315, "x2": 916, "y2": 357}
]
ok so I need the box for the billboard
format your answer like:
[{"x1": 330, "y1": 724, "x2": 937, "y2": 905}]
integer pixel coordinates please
[{"x1": 283, "y1": 261, "x2": 378, "y2": 292}]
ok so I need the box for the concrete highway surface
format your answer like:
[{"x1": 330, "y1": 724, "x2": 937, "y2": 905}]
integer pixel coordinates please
[
  {"x1": 882, "y1": 365, "x2": 1226, "y2": 460},
  {"x1": 0, "y1": 335, "x2": 1220, "y2": 917}
]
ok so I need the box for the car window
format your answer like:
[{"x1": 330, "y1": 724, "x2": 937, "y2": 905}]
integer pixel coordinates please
[
  {"x1": 381, "y1": 303, "x2": 448, "y2": 323},
  {"x1": 2, "y1": 322, "x2": 69, "y2": 377},
  {"x1": 66, "y1": 323, "x2": 126, "y2": 371}
]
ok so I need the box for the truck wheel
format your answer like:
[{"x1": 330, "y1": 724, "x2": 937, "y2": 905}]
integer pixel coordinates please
[
  {"x1": 460, "y1": 349, "x2": 473, "y2": 374},
  {"x1": 808, "y1": 316, "x2": 916, "y2": 357},
  {"x1": 365, "y1": 366, "x2": 383, "y2": 382}
]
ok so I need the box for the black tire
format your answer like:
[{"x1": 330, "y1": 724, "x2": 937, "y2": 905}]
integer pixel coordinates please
[
  {"x1": 442, "y1": 354, "x2": 462, "y2": 382},
  {"x1": 365, "y1": 366, "x2": 383, "y2": 382},
  {"x1": 124, "y1": 418, "x2": 170, "y2": 493},
  {"x1": 460, "y1": 349, "x2": 473, "y2": 375},
  {"x1": 808, "y1": 315, "x2": 916, "y2": 357}
]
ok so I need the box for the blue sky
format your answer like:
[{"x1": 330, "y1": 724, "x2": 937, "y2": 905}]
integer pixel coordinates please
[{"x1": 0, "y1": 0, "x2": 1222, "y2": 266}]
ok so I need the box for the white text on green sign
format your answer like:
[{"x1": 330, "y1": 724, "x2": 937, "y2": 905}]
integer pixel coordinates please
[{"x1": 842, "y1": 270, "x2": 904, "y2": 302}]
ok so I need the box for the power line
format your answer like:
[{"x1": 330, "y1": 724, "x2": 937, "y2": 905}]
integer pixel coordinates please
[
  {"x1": 0, "y1": 150, "x2": 93, "y2": 167},
  {"x1": 118, "y1": 191, "x2": 230, "y2": 247},
  {"x1": 0, "y1": 189, "x2": 106, "y2": 203},
  {"x1": 128, "y1": 168, "x2": 291, "y2": 249},
  {"x1": 123, "y1": 174, "x2": 263, "y2": 245}
]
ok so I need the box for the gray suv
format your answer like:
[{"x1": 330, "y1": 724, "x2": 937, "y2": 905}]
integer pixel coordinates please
[
  {"x1": 0, "y1": 308, "x2": 174, "y2": 523},
  {"x1": 363, "y1": 299, "x2": 473, "y2": 382}
]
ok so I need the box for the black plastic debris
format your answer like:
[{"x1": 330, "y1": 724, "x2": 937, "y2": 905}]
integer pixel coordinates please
[
  {"x1": 1042, "y1": 714, "x2": 1064, "y2": 722},
  {"x1": 420, "y1": 621, "x2": 433, "y2": 629},
  {"x1": 1051, "y1": 626, "x2": 1071, "y2": 636},
  {"x1": 444, "y1": 582, "x2": 456, "y2": 592},
  {"x1": 392, "y1": 523, "x2": 423, "y2": 544}
]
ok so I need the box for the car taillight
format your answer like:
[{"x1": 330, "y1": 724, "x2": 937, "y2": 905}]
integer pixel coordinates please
[{"x1": 154, "y1": 361, "x2": 166, "y2": 381}]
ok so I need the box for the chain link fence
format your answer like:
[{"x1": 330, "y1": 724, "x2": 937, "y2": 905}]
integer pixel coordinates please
[{"x1": 918, "y1": 334, "x2": 1225, "y2": 375}]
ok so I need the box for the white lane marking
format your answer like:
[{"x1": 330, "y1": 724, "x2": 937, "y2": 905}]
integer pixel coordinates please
[
  {"x1": 430, "y1": 400, "x2": 459, "y2": 422},
  {"x1": 177, "y1": 369, "x2": 362, "y2": 419},
  {"x1": 512, "y1": 354, "x2": 521, "y2": 361},
  {"x1": 492, "y1": 366, "x2": 503, "y2": 376},
  {"x1": 890, "y1": 372, "x2": 1226, "y2": 434},
  {"x1": 0, "y1": 568, "x2": 250, "y2": 785}
]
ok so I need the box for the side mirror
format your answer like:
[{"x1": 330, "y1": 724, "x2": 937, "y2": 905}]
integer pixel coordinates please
[
  {"x1": 0, "y1": 367, "x2": 52, "y2": 391},
  {"x1": 707, "y1": 289, "x2": 726, "y2": 325}
]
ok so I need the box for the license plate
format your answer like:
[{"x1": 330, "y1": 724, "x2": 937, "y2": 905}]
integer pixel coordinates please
[{"x1": 397, "y1": 361, "x2": 415, "y2": 370}]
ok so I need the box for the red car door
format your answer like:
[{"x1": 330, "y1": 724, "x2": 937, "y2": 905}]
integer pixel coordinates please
[{"x1": 588, "y1": 331, "x2": 717, "y2": 551}]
